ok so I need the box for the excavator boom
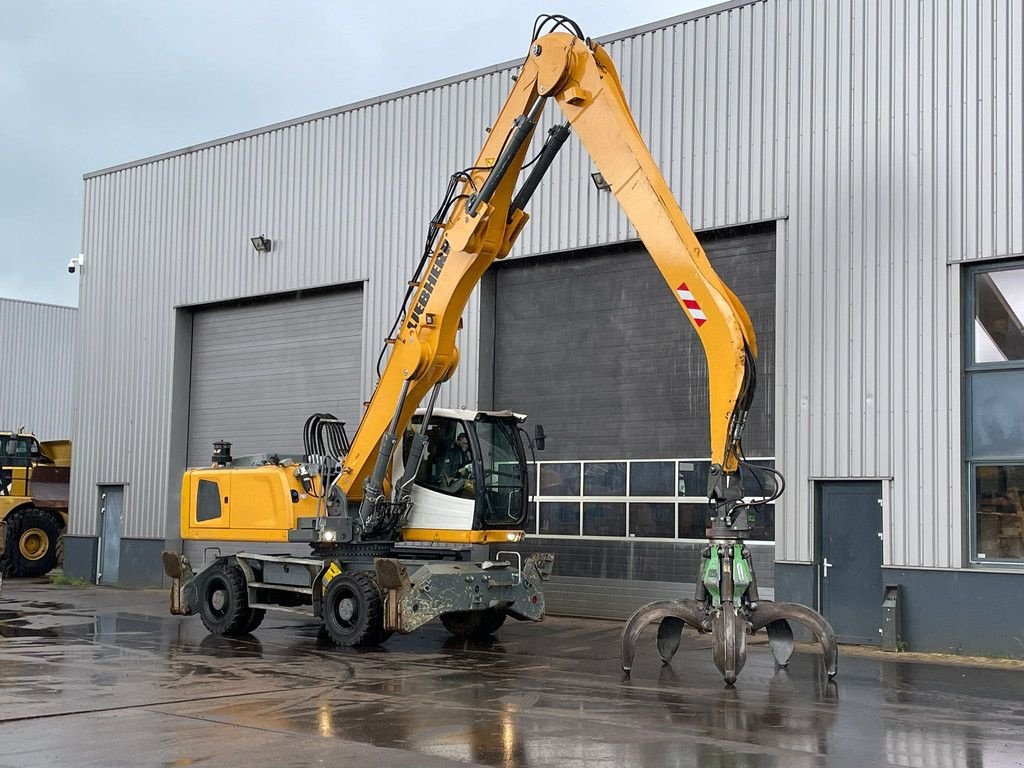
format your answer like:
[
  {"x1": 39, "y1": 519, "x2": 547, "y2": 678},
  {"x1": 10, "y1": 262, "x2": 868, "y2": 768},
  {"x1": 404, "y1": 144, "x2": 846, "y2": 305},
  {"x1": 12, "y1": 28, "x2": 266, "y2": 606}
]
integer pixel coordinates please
[{"x1": 344, "y1": 30, "x2": 758, "y2": 520}]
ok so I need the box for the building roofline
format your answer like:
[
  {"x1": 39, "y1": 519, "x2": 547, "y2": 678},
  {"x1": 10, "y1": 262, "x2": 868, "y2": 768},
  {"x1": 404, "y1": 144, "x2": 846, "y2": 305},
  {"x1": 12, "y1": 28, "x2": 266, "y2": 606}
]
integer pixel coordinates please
[
  {"x1": 83, "y1": 0, "x2": 762, "y2": 180},
  {"x1": 0, "y1": 296, "x2": 78, "y2": 311}
]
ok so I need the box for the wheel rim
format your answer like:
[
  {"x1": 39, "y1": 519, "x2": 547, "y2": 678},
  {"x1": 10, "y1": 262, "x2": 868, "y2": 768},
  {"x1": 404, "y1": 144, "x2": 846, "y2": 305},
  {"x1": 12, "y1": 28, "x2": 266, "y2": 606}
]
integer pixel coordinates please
[
  {"x1": 18, "y1": 528, "x2": 49, "y2": 561},
  {"x1": 333, "y1": 588, "x2": 360, "y2": 630},
  {"x1": 205, "y1": 578, "x2": 230, "y2": 619}
]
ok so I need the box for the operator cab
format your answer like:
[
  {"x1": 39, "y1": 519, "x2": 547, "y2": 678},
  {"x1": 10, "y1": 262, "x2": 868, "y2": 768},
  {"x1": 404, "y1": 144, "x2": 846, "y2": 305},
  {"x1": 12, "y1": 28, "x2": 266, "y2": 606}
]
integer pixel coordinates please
[{"x1": 400, "y1": 408, "x2": 532, "y2": 533}]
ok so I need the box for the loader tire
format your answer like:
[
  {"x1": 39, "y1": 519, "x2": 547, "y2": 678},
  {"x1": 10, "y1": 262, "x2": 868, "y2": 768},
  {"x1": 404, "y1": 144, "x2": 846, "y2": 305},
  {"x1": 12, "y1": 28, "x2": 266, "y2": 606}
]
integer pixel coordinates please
[
  {"x1": 440, "y1": 608, "x2": 507, "y2": 638},
  {"x1": 5, "y1": 508, "x2": 62, "y2": 578},
  {"x1": 322, "y1": 571, "x2": 388, "y2": 647},
  {"x1": 197, "y1": 560, "x2": 253, "y2": 636}
]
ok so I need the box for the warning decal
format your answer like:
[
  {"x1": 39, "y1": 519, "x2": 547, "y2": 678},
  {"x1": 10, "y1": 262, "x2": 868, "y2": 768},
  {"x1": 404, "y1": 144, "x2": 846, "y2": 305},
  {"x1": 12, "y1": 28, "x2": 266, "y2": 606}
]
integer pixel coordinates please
[{"x1": 677, "y1": 283, "x2": 707, "y2": 327}]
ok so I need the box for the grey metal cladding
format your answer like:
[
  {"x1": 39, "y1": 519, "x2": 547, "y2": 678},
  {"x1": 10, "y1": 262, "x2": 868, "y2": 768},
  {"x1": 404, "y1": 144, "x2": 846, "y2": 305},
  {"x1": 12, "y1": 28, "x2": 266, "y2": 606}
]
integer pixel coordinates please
[
  {"x1": 0, "y1": 299, "x2": 76, "y2": 441},
  {"x1": 186, "y1": 286, "x2": 364, "y2": 468},
  {"x1": 491, "y1": 225, "x2": 775, "y2": 462},
  {"x1": 76, "y1": 0, "x2": 1024, "y2": 569}
]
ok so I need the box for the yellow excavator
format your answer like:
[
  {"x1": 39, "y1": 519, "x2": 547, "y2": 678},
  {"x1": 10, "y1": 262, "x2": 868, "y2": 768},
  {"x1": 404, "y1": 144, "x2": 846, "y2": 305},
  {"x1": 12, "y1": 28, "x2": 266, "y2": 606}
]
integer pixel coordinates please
[{"x1": 164, "y1": 15, "x2": 837, "y2": 682}]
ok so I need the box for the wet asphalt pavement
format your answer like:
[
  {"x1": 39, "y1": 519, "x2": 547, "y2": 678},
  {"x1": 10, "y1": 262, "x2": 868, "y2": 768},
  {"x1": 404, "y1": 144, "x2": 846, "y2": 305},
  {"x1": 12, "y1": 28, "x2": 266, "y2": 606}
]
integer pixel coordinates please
[{"x1": 1, "y1": 580, "x2": 1023, "y2": 767}]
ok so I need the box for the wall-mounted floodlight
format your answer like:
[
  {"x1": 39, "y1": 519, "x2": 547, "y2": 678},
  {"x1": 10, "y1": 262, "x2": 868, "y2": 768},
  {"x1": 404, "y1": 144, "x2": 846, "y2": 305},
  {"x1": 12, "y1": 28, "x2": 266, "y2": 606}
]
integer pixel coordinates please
[
  {"x1": 250, "y1": 235, "x2": 272, "y2": 253},
  {"x1": 590, "y1": 172, "x2": 611, "y2": 192}
]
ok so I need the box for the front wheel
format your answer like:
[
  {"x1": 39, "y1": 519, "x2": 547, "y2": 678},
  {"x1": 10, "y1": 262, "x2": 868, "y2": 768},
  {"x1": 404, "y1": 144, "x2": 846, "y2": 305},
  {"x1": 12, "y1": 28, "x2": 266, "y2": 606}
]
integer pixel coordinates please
[
  {"x1": 440, "y1": 608, "x2": 507, "y2": 638},
  {"x1": 5, "y1": 508, "x2": 62, "y2": 578},
  {"x1": 322, "y1": 571, "x2": 388, "y2": 647}
]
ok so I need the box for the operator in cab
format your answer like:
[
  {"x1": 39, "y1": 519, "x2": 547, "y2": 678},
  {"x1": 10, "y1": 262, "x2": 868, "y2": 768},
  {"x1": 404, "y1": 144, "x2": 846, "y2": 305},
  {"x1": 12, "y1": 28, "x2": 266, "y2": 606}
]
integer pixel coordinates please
[{"x1": 441, "y1": 432, "x2": 473, "y2": 482}]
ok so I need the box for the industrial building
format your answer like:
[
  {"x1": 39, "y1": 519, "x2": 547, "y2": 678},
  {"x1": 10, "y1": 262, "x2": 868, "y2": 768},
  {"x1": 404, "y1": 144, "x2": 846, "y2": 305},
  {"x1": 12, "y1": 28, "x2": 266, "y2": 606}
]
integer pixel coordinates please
[
  {"x1": 0, "y1": 298, "x2": 76, "y2": 440},
  {"x1": 64, "y1": 0, "x2": 1024, "y2": 655}
]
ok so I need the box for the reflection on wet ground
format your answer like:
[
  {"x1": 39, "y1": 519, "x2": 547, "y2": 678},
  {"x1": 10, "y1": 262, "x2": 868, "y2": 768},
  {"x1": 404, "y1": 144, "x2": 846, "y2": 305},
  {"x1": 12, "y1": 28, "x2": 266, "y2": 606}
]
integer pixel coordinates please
[{"x1": 1, "y1": 580, "x2": 1023, "y2": 767}]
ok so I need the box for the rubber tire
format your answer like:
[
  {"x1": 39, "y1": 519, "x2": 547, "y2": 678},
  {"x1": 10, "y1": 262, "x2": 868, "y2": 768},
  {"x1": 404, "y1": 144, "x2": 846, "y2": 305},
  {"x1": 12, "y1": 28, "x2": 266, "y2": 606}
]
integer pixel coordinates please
[
  {"x1": 5, "y1": 508, "x2": 62, "y2": 578},
  {"x1": 322, "y1": 571, "x2": 387, "y2": 647},
  {"x1": 197, "y1": 561, "x2": 252, "y2": 636},
  {"x1": 243, "y1": 608, "x2": 266, "y2": 633},
  {"x1": 440, "y1": 608, "x2": 507, "y2": 638}
]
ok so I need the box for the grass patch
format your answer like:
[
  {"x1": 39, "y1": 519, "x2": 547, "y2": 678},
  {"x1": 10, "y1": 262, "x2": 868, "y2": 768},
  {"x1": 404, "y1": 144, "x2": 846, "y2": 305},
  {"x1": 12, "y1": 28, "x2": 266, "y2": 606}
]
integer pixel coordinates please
[{"x1": 49, "y1": 571, "x2": 92, "y2": 587}]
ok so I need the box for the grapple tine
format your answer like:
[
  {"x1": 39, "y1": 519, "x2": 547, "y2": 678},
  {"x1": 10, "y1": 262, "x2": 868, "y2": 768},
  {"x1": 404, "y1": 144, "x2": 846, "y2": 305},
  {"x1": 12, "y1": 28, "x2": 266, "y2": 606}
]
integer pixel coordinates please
[
  {"x1": 656, "y1": 616, "x2": 685, "y2": 664},
  {"x1": 748, "y1": 601, "x2": 838, "y2": 678},
  {"x1": 621, "y1": 599, "x2": 708, "y2": 674},
  {"x1": 711, "y1": 609, "x2": 747, "y2": 685},
  {"x1": 765, "y1": 619, "x2": 795, "y2": 667}
]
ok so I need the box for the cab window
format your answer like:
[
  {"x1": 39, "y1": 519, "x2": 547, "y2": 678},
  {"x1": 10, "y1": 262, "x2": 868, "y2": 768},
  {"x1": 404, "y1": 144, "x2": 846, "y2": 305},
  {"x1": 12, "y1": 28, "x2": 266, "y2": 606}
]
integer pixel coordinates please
[{"x1": 410, "y1": 418, "x2": 475, "y2": 500}]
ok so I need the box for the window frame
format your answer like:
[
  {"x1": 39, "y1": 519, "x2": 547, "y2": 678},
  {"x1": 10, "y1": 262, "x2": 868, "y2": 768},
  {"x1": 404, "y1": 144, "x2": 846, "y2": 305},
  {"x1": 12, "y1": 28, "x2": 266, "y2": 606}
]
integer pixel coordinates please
[
  {"x1": 964, "y1": 260, "x2": 1024, "y2": 567},
  {"x1": 526, "y1": 457, "x2": 776, "y2": 545}
]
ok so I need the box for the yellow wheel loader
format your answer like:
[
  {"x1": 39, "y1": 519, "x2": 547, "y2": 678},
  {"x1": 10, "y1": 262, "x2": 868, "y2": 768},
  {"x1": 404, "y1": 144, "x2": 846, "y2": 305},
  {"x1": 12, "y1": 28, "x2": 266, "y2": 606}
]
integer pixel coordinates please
[{"x1": 0, "y1": 433, "x2": 71, "y2": 578}]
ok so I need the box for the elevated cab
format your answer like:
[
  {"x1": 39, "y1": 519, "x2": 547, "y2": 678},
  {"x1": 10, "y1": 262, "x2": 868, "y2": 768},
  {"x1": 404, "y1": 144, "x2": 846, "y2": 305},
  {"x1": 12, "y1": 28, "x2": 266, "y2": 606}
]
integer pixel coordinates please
[{"x1": 399, "y1": 408, "x2": 531, "y2": 541}]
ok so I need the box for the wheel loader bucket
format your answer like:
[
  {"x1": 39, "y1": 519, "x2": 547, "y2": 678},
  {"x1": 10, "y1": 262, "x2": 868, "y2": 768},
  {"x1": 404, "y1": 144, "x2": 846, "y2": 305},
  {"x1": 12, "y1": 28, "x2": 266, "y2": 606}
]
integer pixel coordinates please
[
  {"x1": 39, "y1": 440, "x2": 72, "y2": 465},
  {"x1": 29, "y1": 465, "x2": 70, "y2": 510}
]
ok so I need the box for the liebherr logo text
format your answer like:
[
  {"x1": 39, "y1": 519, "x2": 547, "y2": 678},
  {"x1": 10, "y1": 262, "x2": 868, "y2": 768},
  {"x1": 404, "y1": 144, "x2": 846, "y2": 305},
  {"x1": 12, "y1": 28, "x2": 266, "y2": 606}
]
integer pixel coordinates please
[{"x1": 407, "y1": 243, "x2": 449, "y2": 330}]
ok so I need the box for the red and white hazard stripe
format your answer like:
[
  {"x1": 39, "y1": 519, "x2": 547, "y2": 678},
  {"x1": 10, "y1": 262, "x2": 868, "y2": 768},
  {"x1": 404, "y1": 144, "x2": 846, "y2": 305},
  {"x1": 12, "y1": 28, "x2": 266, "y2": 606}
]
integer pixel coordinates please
[{"x1": 676, "y1": 283, "x2": 707, "y2": 327}]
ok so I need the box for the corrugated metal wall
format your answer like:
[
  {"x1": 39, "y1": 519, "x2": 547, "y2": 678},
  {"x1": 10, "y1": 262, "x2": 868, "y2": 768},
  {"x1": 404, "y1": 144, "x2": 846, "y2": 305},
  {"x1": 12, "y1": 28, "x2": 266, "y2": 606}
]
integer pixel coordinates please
[
  {"x1": 74, "y1": 0, "x2": 1024, "y2": 572},
  {"x1": 0, "y1": 298, "x2": 76, "y2": 440},
  {"x1": 776, "y1": 0, "x2": 1023, "y2": 567}
]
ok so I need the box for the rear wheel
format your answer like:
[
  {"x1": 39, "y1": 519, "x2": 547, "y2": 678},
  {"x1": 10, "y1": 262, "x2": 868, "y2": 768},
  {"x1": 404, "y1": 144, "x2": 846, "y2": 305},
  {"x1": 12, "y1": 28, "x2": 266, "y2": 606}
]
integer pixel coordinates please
[
  {"x1": 440, "y1": 608, "x2": 507, "y2": 638},
  {"x1": 197, "y1": 561, "x2": 253, "y2": 636},
  {"x1": 322, "y1": 571, "x2": 388, "y2": 647},
  {"x1": 5, "y1": 508, "x2": 62, "y2": 578}
]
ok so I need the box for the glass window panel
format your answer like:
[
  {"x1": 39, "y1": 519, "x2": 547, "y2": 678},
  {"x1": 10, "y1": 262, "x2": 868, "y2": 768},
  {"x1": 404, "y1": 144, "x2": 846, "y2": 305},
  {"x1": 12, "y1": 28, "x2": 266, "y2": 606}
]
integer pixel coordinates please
[
  {"x1": 629, "y1": 462, "x2": 676, "y2": 496},
  {"x1": 525, "y1": 501, "x2": 537, "y2": 535},
  {"x1": 739, "y1": 461, "x2": 780, "y2": 499},
  {"x1": 974, "y1": 268, "x2": 1024, "y2": 363},
  {"x1": 583, "y1": 502, "x2": 626, "y2": 536},
  {"x1": 583, "y1": 462, "x2": 626, "y2": 496},
  {"x1": 738, "y1": 504, "x2": 776, "y2": 542},
  {"x1": 408, "y1": 417, "x2": 474, "y2": 499},
  {"x1": 678, "y1": 502, "x2": 711, "y2": 539},
  {"x1": 629, "y1": 502, "x2": 675, "y2": 538},
  {"x1": 677, "y1": 462, "x2": 711, "y2": 497},
  {"x1": 970, "y1": 371, "x2": 1024, "y2": 456},
  {"x1": 527, "y1": 463, "x2": 537, "y2": 497},
  {"x1": 539, "y1": 501, "x2": 580, "y2": 535},
  {"x1": 975, "y1": 464, "x2": 1024, "y2": 560},
  {"x1": 538, "y1": 463, "x2": 581, "y2": 496}
]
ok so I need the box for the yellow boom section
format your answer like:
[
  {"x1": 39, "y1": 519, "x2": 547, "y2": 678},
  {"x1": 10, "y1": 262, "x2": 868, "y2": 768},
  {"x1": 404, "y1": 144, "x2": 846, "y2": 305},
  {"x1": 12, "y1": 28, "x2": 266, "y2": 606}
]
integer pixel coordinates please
[{"x1": 341, "y1": 32, "x2": 756, "y2": 502}]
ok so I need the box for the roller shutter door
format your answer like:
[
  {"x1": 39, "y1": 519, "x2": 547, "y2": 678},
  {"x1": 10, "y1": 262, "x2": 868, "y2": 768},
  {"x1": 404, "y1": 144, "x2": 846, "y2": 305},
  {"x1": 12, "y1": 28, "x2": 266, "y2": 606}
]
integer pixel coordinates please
[
  {"x1": 491, "y1": 224, "x2": 776, "y2": 617},
  {"x1": 492, "y1": 223, "x2": 775, "y2": 460},
  {"x1": 183, "y1": 286, "x2": 363, "y2": 564}
]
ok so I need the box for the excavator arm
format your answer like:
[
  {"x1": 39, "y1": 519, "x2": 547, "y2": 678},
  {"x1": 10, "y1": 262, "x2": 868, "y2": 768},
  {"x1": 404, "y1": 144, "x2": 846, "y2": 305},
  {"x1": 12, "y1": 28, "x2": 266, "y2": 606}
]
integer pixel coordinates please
[{"x1": 342, "y1": 26, "x2": 759, "y2": 533}]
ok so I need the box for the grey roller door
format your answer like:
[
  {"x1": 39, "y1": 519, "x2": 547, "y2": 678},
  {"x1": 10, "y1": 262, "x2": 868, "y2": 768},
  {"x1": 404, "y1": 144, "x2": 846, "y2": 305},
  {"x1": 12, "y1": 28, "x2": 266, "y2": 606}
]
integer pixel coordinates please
[
  {"x1": 492, "y1": 223, "x2": 775, "y2": 460},
  {"x1": 183, "y1": 287, "x2": 363, "y2": 566},
  {"x1": 187, "y1": 287, "x2": 364, "y2": 467},
  {"x1": 491, "y1": 224, "x2": 776, "y2": 617}
]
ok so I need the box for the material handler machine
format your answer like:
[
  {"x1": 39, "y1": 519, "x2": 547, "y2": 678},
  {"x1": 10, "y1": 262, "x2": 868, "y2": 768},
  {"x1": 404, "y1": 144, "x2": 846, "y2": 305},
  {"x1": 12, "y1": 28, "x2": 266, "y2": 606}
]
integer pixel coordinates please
[{"x1": 164, "y1": 15, "x2": 837, "y2": 683}]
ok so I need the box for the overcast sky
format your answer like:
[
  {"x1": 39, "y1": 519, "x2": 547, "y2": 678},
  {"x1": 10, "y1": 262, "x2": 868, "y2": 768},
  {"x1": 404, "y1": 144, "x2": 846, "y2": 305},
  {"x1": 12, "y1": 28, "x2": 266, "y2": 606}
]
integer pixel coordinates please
[{"x1": 0, "y1": 0, "x2": 709, "y2": 308}]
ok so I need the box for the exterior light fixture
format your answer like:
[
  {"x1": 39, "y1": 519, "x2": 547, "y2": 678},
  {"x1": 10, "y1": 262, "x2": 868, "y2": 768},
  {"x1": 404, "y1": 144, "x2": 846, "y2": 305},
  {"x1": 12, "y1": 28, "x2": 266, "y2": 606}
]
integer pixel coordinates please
[
  {"x1": 590, "y1": 172, "x2": 611, "y2": 192},
  {"x1": 250, "y1": 235, "x2": 272, "y2": 253}
]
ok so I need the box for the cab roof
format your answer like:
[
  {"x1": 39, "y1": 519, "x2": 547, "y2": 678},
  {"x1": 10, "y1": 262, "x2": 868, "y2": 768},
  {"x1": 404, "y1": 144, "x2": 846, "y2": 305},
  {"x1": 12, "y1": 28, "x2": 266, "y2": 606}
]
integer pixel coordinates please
[{"x1": 415, "y1": 407, "x2": 526, "y2": 423}]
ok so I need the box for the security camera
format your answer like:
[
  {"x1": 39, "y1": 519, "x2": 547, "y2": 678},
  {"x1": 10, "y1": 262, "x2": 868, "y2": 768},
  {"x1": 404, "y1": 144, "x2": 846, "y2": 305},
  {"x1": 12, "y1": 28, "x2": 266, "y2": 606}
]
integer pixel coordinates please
[{"x1": 68, "y1": 254, "x2": 84, "y2": 274}]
